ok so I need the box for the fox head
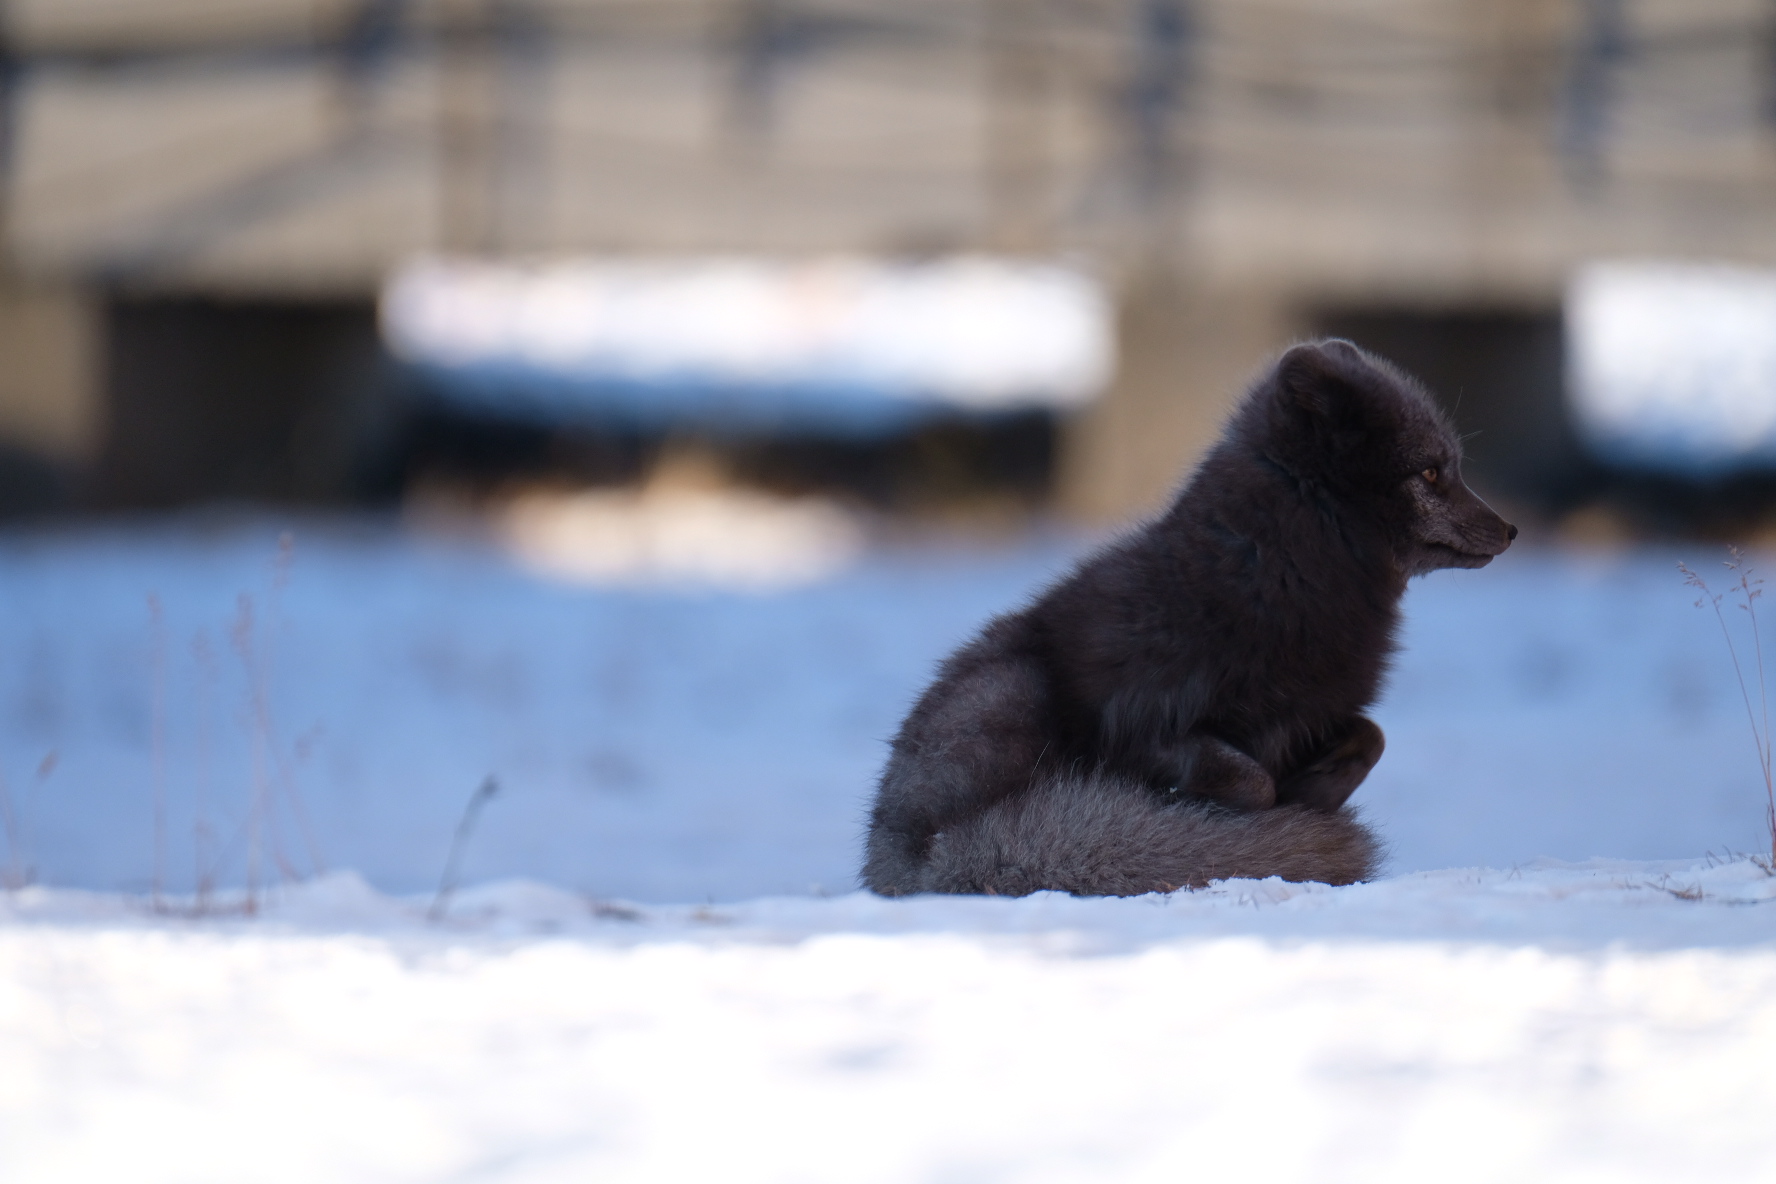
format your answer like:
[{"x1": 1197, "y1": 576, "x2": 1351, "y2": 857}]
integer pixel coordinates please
[{"x1": 1252, "y1": 338, "x2": 1517, "y2": 577}]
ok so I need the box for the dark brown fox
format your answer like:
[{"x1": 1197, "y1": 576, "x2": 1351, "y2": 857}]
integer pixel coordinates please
[{"x1": 862, "y1": 339, "x2": 1516, "y2": 896}]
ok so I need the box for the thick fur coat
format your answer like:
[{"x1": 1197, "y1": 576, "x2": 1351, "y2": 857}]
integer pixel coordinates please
[{"x1": 863, "y1": 339, "x2": 1516, "y2": 896}]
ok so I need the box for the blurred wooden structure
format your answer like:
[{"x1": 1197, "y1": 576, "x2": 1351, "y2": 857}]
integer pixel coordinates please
[{"x1": 4, "y1": 0, "x2": 1776, "y2": 513}]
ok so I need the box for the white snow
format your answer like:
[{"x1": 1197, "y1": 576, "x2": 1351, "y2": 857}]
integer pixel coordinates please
[
  {"x1": 3, "y1": 517, "x2": 1775, "y2": 1180},
  {"x1": 3, "y1": 862, "x2": 1775, "y2": 1182},
  {"x1": 1568, "y1": 260, "x2": 1776, "y2": 471}
]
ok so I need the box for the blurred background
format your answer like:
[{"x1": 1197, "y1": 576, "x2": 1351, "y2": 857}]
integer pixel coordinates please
[
  {"x1": 12, "y1": 0, "x2": 1776, "y2": 529},
  {"x1": 6, "y1": 0, "x2": 1776, "y2": 898}
]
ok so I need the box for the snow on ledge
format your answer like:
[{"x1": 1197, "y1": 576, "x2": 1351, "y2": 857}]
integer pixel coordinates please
[
  {"x1": 380, "y1": 255, "x2": 1115, "y2": 433},
  {"x1": 1569, "y1": 260, "x2": 1776, "y2": 472}
]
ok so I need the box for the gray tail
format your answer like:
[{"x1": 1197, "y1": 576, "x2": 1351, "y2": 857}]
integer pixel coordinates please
[{"x1": 914, "y1": 772, "x2": 1382, "y2": 897}]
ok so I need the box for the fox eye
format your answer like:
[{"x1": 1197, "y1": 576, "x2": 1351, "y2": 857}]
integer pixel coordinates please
[{"x1": 1421, "y1": 467, "x2": 1439, "y2": 484}]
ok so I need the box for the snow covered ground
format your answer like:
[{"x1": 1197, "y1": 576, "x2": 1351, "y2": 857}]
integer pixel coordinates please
[
  {"x1": 2, "y1": 515, "x2": 1774, "y2": 1181},
  {"x1": 4, "y1": 861, "x2": 1775, "y2": 1183}
]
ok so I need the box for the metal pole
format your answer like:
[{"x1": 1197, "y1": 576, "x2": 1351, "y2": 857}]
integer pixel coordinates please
[
  {"x1": 983, "y1": 0, "x2": 1053, "y2": 253},
  {"x1": 438, "y1": 0, "x2": 499, "y2": 253},
  {"x1": 1560, "y1": 0, "x2": 1627, "y2": 193}
]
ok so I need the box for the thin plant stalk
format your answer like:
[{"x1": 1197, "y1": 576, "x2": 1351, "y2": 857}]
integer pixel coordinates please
[
  {"x1": 1733, "y1": 552, "x2": 1775, "y2": 854},
  {"x1": 1681, "y1": 552, "x2": 1776, "y2": 864},
  {"x1": 148, "y1": 594, "x2": 168, "y2": 909},
  {"x1": 192, "y1": 631, "x2": 217, "y2": 910},
  {"x1": 254, "y1": 533, "x2": 326, "y2": 877},
  {"x1": 232, "y1": 596, "x2": 266, "y2": 914},
  {"x1": 0, "y1": 767, "x2": 22, "y2": 891},
  {"x1": 430, "y1": 777, "x2": 500, "y2": 922}
]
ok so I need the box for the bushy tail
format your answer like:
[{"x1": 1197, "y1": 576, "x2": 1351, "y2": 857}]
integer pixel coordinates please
[{"x1": 910, "y1": 772, "x2": 1381, "y2": 897}]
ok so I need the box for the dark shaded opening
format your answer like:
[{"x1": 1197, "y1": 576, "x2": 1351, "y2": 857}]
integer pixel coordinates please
[
  {"x1": 1315, "y1": 304, "x2": 1776, "y2": 536},
  {"x1": 98, "y1": 295, "x2": 392, "y2": 509},
  {"x1": 1311, "y1": 305, "x2": 1588, "y2": 513},
  {"x1": 393, "y1": 397, "x2": 1059, "y2": 513},
  {"x1": 0, "y1": 442, "x2": 76, "y2": 520},
  {"x1": 95, "y1": 292, "x2": 1060, "y2": 514},
  {"x1": 728, "y1": 411, "x2": 1056, "y2": 511}
]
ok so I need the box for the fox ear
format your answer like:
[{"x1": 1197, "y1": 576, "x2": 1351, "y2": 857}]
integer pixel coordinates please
[{"x1": 1275, "y1": 340, "x2": 1366, "y2": 424}]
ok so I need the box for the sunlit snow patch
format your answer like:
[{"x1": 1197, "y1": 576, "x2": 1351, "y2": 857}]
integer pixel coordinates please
[
  {"x1": 495, "y1": 485, "x2": 864, "y2": 590},
  {"x1": 380, "y1": 255, "x2": 1113, "y2": 435},
  {"x1": 1568, "y1": 260, "x2": 1776, "y2": 473}
]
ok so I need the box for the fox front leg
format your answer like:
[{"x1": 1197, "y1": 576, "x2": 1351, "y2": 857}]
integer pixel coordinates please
[
  {"x1": 1275, "y1": 717, "x2": 1385, "y2": 812},
  {"x1": 1150, "y1": 734, "x2": 1277, "y2": 811}
]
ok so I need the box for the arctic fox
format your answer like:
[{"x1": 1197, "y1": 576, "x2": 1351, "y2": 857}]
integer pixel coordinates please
[{"x1": 863, "y1": 339, "x2": 1516, "y2": 896}]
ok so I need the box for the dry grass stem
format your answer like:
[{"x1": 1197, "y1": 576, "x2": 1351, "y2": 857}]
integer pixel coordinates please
[
  {"x1": 191, "y1": 631, "x2": 217, "y2": 910},
  {"x1": 1679, "y1": 547, "x2": 1776, "y2": 864},
  {"x1": 231, "y1": 596, "x2": 268, "y2": 914},
  {"x1": 148, "y1": 594, "x2": 168, "y2": 908},
  {"x1": 136, "y1": 534, "x2": 321, "y2": 915},
  {"x1": 0, "y1": 769, "x2": 23, "y2": 891},
  {"x1": 429, "y1": 776, "x2": 501, "y2": 922}
]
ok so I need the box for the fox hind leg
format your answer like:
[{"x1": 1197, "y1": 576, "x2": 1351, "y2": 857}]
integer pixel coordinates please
[
  {"x1": 863, "y1": 650, "x2": 1052, "y2": 895},
  {"x1": 1275, "y1": 717, "x2": 1385, "y2": 812},
  {"x1": 1161, "y1": 734, "x2": 1276, "y2": 811}
]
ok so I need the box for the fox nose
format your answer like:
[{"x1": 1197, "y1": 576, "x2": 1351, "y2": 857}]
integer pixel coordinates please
[{"x1": 1506, "y1": 523, "x2": 1519, "y2": 541}]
